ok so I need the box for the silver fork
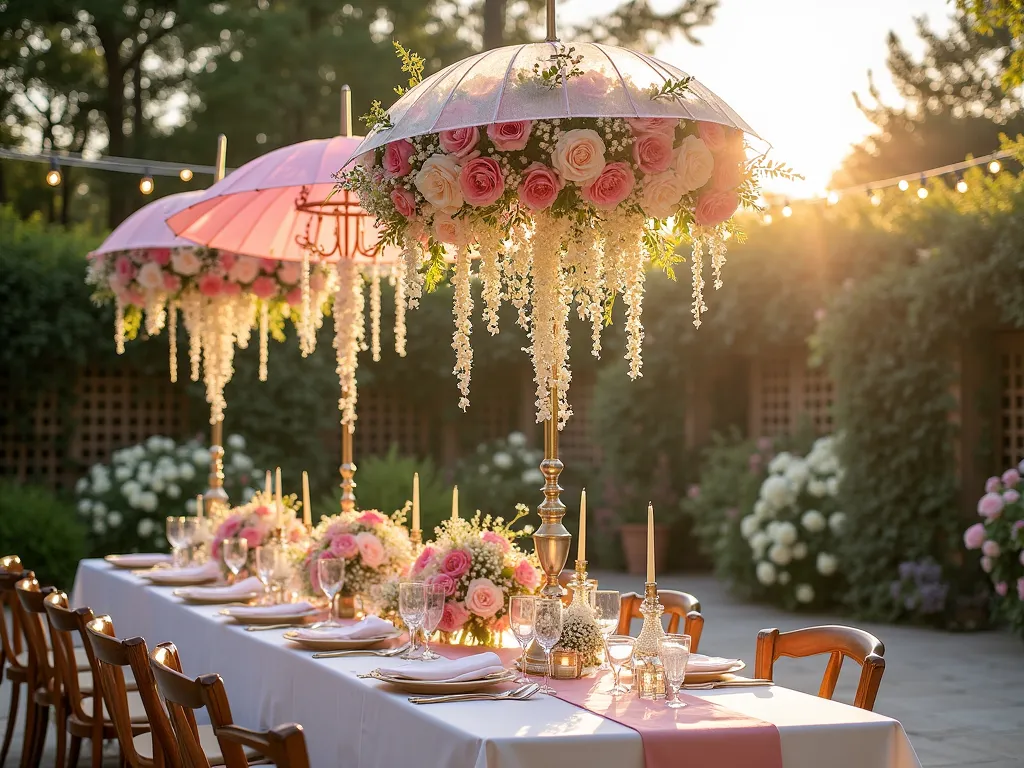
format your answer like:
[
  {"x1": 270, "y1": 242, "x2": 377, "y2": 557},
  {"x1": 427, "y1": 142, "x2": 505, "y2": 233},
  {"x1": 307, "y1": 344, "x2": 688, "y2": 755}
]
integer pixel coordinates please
[
  {"x1": 313, "y1": 643, "x2": 410, "y2": 660},
  {"x1": 683, "y1": 679, "x2": 773, "y2": 690},
  {"x1": 244, "y1": 623, "x2": 309, "y2": 632},
  {"x1": 408, "y1": 683, "x2": 540, "y2": 705}
]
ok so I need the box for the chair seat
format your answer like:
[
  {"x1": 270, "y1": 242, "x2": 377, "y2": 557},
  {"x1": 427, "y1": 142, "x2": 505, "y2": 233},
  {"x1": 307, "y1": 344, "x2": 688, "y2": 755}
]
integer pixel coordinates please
[
  {"x1": 134, "y1": 724, "x2": 262, "y2": 766},
  {"x1": 16, "y1": 647, "x2": 91, "y2": 671},
  {"x1": 76, "y1": 667, "x2": 138, "y2": 694},
  {"x1": 80, "y1": 690, "x2": 150, "y2": 723}
]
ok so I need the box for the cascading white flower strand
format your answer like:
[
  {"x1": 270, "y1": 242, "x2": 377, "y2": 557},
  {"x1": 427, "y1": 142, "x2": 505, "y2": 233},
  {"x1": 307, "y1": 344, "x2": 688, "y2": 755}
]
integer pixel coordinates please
[
  {"x1": 144, "y1": 295, "x2": 166, "y2": 337},
  {"x1": 114, "y1": 297, "x2": 125, "y2": 355},
  {"x1": 477, "y1": 228, "x2": 503, "y2": 335},
  {"x1": 709, "y1": 229, "x2": 728, "y2": 290},
  {"x1": 259, "y1": 301, "x2": 269, "y2": 382},
  {"x1": 392, "y1": 260, "x2": 407, "y2": 357},
  {"x1": 182, "y1": 293, "x2": 202, "y2": 382},
  {"x1": 690, "y1": 232, "x2": 707, "y2": 329},
  {"x1": 168, "y1": 300, "x2": 178, "y2": 384},
  {"x1": 452, "y1": 249, "x2": 474, "y2": 412},
  {"x1": 299, "y1": 250, "x2": 314, "y2": 357},
  {"x1": 333, "y1": 260, "x2": 362, "y2": 427},
  {"x1": 402, "y1": 241, "x2": 426, "y2": 309},
  {"x1": 527, "y1": 215, "x2": 572, "y2": 426},
  {"x1": 502, "y1": 234, "x2": 531, "y2": 330},
  {"x1": 370, "y1": 271, "x2": 382, "y2": 362}
]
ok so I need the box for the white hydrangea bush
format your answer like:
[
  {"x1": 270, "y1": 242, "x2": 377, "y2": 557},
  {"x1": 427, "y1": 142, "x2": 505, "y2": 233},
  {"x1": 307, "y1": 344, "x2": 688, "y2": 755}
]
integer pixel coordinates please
[
  {"x1": 75, "y1": 434, "x2": 261, "y2": 554},
  {"x1": 740, "y1": 435, "x2": 846, "y2": 609},
  {"x1": 454, "y1": 432, "x2": 546, "y2": 516}
]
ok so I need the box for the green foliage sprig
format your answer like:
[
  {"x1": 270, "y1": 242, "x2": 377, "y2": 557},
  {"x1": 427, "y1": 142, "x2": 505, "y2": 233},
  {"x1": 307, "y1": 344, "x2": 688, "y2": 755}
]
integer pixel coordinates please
[
  {"x1": 647, "y1": 75, "x2": 693, "y2": 102},
  {"x1": 393, "y1": 41, "x2": 426, "y2": 96},
  {"x1": 532, "y1": 44, "x2": 585, "y2": 89},
  {"x1": 361, "y1": 100, "x2": 393, "y2": 133}
]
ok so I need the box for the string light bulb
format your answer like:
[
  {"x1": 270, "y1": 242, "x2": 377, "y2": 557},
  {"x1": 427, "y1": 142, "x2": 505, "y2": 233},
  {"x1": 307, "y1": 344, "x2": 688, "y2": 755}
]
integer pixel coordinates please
[
  {"x1": 763, "y1": 213, "x2": 773, "y2": 225},
  {"x1": 45, "y1": 158, "x2": 62, "y2": 187},
  {"x1": 826, "y1": 190, "x2": 839, "y2": 206},
  {"x1": 179, "y1": 168, "x2": 193, "y2": 182},
  {"x1": 955, "y1": 174, "x2": 968, "y2": 194},
  {"x1": 917, "y1": 176, "x2": 928, "y2": 199},
  {"x1": 988, "y1": 159, "x2": 1001, "y2": 174},
  {"x1": 868, "y1": 188, "x2": 881, "y2": 206},
  {"x1": 139, "y1": 172, "x2": 155, "y2": 195},
  {"x1": 898, "y1": 179, "x2": 910, "y2": 192},
  {"x1": 782, "y1": 201, "x2": 793, "y2": 218}
]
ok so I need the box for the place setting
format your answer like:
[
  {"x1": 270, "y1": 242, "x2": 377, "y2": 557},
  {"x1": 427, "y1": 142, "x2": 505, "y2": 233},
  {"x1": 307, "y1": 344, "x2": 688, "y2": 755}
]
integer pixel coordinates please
[
  {"x1": 173, "y1": 575, "x2": 264, "y2": 605},
  {"x1": 104, "y1": 552, "x2": 172, "y2": 570}
]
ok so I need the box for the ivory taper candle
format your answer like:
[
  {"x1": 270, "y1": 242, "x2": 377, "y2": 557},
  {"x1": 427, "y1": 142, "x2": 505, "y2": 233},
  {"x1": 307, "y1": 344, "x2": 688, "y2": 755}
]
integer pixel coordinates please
[
  {"x1": 302, "y1": 471, "x2": 311, "y2": 528},
  {"x1": 264, "y1": 470, "x2": 271, "y2": 497},
  {"x1": 451, "y1": 486, "x2": 459, "y2": 520},
  {"x1": 412, "y1": 473, "x2": 420, "y2": 532},
  {"x1": 578, "y1": 488, "x2": 587, "y2": 562},
  {"x1": 196, "y1": 494, "x2": 204, "y2": 519},
  {"x1": 275, "y1": 467, "x2": 283, "y2": 524},
  {"x1": 646, "y1": 503, "x2": 655, "y2": 583}
]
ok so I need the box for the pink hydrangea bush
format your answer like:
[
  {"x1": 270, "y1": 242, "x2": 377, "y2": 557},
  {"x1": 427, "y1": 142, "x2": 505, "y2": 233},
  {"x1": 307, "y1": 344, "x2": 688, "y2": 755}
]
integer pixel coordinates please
[
  {"x1": 963, "y1": 461, "x2": 1024, "y2": 637},
  {"x1": 209, "y1": 490, "x2": 306, "y2": 576},
  {"x1": 300, "y1": 505, "x2": 414, "y2": 598}
]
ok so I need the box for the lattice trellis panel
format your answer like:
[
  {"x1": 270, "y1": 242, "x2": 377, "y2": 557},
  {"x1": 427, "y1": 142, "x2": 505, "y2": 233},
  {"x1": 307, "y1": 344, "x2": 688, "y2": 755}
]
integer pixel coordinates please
[
  {"x1": 998, "y1": 333, "x2": 1024, "y2": 469},
  {"x1": 749, "y1": 351, "x2": 834, "y2": 438},
  {"x1": 560, "y1": 371, "x2": 602, "y2": 468},
  {"x1": 352, "y1": 389, "x2": 433, "y2": 459}
]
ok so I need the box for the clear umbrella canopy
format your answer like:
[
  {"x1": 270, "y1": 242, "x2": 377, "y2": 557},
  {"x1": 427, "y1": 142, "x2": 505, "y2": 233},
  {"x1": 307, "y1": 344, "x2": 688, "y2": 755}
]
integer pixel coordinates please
[{"x1": 355, "y1": 41, "x2": 759, "y2": 156}]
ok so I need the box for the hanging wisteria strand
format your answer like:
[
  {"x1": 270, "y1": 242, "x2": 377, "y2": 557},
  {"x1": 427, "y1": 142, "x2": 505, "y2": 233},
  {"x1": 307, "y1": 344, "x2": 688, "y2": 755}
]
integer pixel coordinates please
[
  {"x1": 690, "y1": 234, "x2": 707, "y2": 329},
  {"x1": 333, "y1": 260, "x2": 363, "y2": 426},
  {"x1": 709, "y1": 228, "x2": 728, "y2": 290},
  {"x1": 370, "y1": 272, "x2": 382, "y2": 362},
  {"x1": 144, "y1": 294, "x2": 166, "y2": 337},
  {"x1": 402, "y1": 241, "x2": 426, "y2": 309},
  {"x1": 477, "y1": 228, "x2": 504, "y2": 335},
  {"x1": 168, "y1": 301, "x2": 178, "y2": 384},
  {"x1": 392, "y1": 260, "x2": 408, "y2": 357},
  {"x1": 299, "y1": 250, "x2": 314, "y2": 357},
  {"x1": 114, "y1": 298, "x2": 126, "y2": 355},
  {"x1": 502, "y1": 234, "x2": 531, "y2": 330},
  {"x1": 451, "y1": 249, "x2": 474, "y2": 412},
  {"x1": 259, "y1": 302, "x2": 269, "y2": 382}
]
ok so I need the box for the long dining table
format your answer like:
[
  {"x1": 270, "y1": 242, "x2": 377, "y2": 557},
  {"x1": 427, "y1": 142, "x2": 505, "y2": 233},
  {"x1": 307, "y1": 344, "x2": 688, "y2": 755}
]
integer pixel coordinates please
[{"x1": 72, "y1": 558, "x2": 921, "y2": 768}]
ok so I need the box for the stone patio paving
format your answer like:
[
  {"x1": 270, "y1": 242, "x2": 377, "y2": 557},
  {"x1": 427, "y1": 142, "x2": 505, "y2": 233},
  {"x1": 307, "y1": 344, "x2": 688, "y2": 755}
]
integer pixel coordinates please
[{"x1": 3, "y1": 571, "x2": 1022, "y2": 766}]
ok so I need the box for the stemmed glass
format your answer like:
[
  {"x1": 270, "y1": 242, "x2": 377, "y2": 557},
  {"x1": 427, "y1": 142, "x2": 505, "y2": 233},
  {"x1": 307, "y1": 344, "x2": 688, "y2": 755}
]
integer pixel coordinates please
[
  {"x1": 509, "y1": 596, "x2": 536, "y2": 683},
  {"x1": 222, "y1": 538, "x2": 249, "y2": 583},
  {"x1": 166, "y1": 517, "x2": 186, "y2": 567},
  {"x1": 399, "y1": 582, "x2": 427, "y2": 660},
  {"x1": 315, "y1": 557, "x2": 346, "y2": 627},
  {"x1": 590, "y1": 590, "x2": 620, "y2": 671},
  {"x1": 255, "y1": 545, "x2": 281, "y2": 605},
  {"x1": 179, "y1": 517, "x2": 199, "y2": 566},
  {"x1": 534, "y1": 598, "x2": 563, "y2": 695},
  {"x1": 604, "y1": 635, "x2": 636, "y2": 695},
  {"x1": 420, "y1": 584, "x2": 445, "y2": 660},
  {"x1": 658, "y1": 634, "x2": 691, "y2": 708}
]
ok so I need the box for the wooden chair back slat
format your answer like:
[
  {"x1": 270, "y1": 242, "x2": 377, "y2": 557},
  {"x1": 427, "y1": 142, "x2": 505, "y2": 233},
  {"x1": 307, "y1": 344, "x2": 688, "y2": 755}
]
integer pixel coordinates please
[
  {"x1": 213, "y1": 724, "x2": 309, "y2": 768},
  {"x1": 754, "y1": 625, "x2": 886, "y2": 711},
  {"x1": 196, "y1": 675, "x2": 257, "y2": 768},
  {"x1": 150, "y1": 643, "x2": 223, "y2": 768},
  {"x1": 617, "y1": 590, "x2": 704, "y2": 652},
  {"x1": 43, "y1": 592, "x2": 99, "y2": 722},
  {"x1": 0, "y1": 563, "x2": 31, "y2": 666},
  {"x1": 13, "y1": 577, "x2": 56, "y2": 690}
]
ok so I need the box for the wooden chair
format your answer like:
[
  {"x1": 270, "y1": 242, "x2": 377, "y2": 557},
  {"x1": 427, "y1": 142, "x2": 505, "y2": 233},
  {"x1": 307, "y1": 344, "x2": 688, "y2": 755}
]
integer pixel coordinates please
[
  {"x1": 211, "y1": 725, "x2": 309, "y2": 768},
  {"x1": 617, "y1": 590, "x2": 704, "y2": 652},
  {"x1": 0, "y1": 558, "x2": 31, "y2": 768},
  {"x1": 754, "y1": 625, "x2": 886, "y2": 711},
  {"x1": 43, "y1": 592, "x2": 151, "y2": 768},
  {"x1": 14, "y1": 577, "x2": 58, "y2": 768},
  {"x1": 149, "y1": 643, "x2": 264, "y2": 768}
]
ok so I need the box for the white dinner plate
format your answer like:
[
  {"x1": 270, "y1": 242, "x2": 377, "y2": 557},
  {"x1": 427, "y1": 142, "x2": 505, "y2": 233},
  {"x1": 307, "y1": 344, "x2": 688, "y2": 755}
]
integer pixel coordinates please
[
  {"x1": 105, "y1": 554, "x2": 172, "y2": 569},
  {"x1": 218, "y1": 606, "x2": 321, "y2": 625},
  {"x1": 139, "y1": 570, "x2": 220, "y2": 587},
  {"x1": 685, "y1": 659, "x2": 746, "y2": 684},
  {"x1": 282, "y1": 629, "x2": 402, "y2": 651},
  {"x1": 173, "y1": 589, "x2": 261, "y2": 605},
  {"x1": 365, "y1": 668, "x2": 516, "y2": 695}
]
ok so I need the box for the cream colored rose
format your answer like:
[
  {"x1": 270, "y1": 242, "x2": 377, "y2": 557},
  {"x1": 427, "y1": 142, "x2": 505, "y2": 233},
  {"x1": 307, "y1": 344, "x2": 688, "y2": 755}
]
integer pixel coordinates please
[
  {"x1": 170, "y1": 249, "x2": 202, "y2": 276},
  {"x1": 414, "y1": 154, "x2": 464, "y2": 214},
  {"x1": 136, "y1": 262, "x2": 166, "y2": 292},
  {"x1": 550, "y1": 128, "x2": 606, "y2": 184},
  {"x1": 674, "y1": 135, "x2": 715, "y2": 194},
  {"x1": 640, "y1": 170, "x2": 686, "y2": 219}
]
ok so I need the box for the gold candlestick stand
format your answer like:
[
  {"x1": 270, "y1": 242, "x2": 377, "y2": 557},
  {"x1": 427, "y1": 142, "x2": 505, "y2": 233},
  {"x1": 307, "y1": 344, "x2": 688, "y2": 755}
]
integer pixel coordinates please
[
  {"x1": 633, "y1": 581, "x2": 667, "y2": 698},
  {"x1": 410, "y1": 528, "x2": 422, "y2": 547},
  {"x1": 340, "y1": 421, "x2": 357, "y2": 513}
]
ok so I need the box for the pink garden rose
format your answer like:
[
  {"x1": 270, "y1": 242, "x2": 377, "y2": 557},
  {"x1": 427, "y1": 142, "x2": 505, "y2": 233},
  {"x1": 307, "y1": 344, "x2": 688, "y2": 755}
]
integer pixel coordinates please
[
  {"x1": 432, "y1": 213, "x2": 469, "y2": 247},
  {"x1": 151, "y1": 248, "x2": 172, "y2": 266},
  {"x1": 438, "y1": 600, "x2": 470, "y2": 633},
  {"x1": 329, "y1": 533, "x2": 359, "y2": 559},
  {"x1": 1004, "y1": 489, "x2": 1021, "y2": 505},
  {"x1": 285, "y1": 287, "x2": 302, "y2": 306},
  {"x1": 221, "y1": 281, "x2": 242, "y2": 296},
  {"x1": 631, "y1": 132, "x2": 674, "y2": 174},
  {"x1": 390, "y1": 186, "x2": 417, "y2": 218},
  {"x1": 198, "y1": 274, "x2": 225, "y2": 297},
  {"x1": 551, "y1": 128, "x2": 606, "y2": 183},
  {"x1": 981, "y1": 555, "x2": 993, "y2": 573},
  {"x1": 627, "y1": 118, "x2": 677, "y2": 138},
  {"x1": 219, "y1": 252, "x2": 238, "y2": 272},
  {"x1": 260, "y1": 258, "x2": 278, "y2": 274},
  {"x1": 518, "y1": 163, "x2": 563, "y2": 211},
  {"x1": 573, "y1": 69, "x2": 611, "y2": 99},
  {"x1": 711, "y1": 158, "x2": 744, "y2": 191},
  {"x1": 697, "y1": 121, "x2": 728, "y2": 152},
  {"x1": 440, "y1": 548, "x2": 472, "y2": 578},
  {"x1": 693, "y1": 190, "x2": 740, "y2": 227},
  {"x1": 982, "y1": 540, "x2": 1001, "y2": 558},
  {"x1": 217, "y1": 517, "x2": 242, "y2": 540},
  {"x1": 228, "y1": 256, "x2": 261, "y2": 285},
  {"x1": 995, "y1": 581, "x2": 1009, "y2": 597},
  {"x1": 985, "y1": 476, "x2": 1001, "y2": 493},
  {"x1": 253, "y1": 505, "x2": 272, "y2": 518},
  {"x1": 324, "y1": 521, "x2": 349, "y2": 538},
  {"x1": 309, "y1": 270, "x2": 326, "y2": 292},
  {"x1": 580, "y1": 162, "x2": 635, "y2": 210},
  {"x1": 439, "y1": 126, "x2": 481, "y2": 158},
  {"x1": 963, "y1": 522, "x2": 986, "y2": 550},
  {"x1": 210, "y1": 537, "x2": 222, "y2": 560},
  {"x1": 383, "y1": 139, "x2": 415, "y2": 177},
  {"x1": 464, "y1": 577, "x2": 503, "y2": 619},
  {"x1": 278, "y1": 261, "x2": 301, "y2": 285},
  {"x1": 238, "y1": 526, "x2": 263, "y2": 550},
  {"x1": 357, "y1": 511, "x2": 385, "y2": 526},
  {"x1": 1018, "y1": 578, "x2": 1024, "y2": 601},
  {"x1": 250, "y1": 276, "x2": 278, "y2": 300},
  {"x1": 356, "y1": 532, "x2": 386, "y2": 568},
  {"x1": 513, "y1": 559, "x2": 540, "y2": 590},
  {"x1": 163, "y1": 273, "x2": 182, "y2": 293},
  {"x1": 486, "y1": 121, "x2": 532, "y2": 151},
  {"x1": 978, "y1": 492, "x2": 1005, "y2": 519},
  {"x1": 308, "y1": 550, "x2": 334, "y2": 593},
  {"x1": 412, "y1": 545, "x2": 435, "y2": 574},
  {"x1": 481, "y1": 531, "x2": 511, "y2": 553},
  {"x1": 459, "y1": 157, "x2": 505, "y2": 207},
  {"x1": 115, "y1": 255, "x2": 136, "y2": 281},
  {"x1": 428, "y1": 572, "x2": 457, "y2": 597},
  {"x1": 1002, "y1": 468, "x2": 1021, "y2": 488}
]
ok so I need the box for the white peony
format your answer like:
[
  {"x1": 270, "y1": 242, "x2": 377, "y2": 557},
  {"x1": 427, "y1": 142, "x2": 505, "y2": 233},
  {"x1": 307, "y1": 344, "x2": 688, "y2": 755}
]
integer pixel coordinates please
[
  {"x1": 740, "y1": 515, "x2": 760, "y2": 539},
  {"x1": 507, "y1": 432, "x2": 527, "y2": 448},
  {"x1": 829, "y1": 512, "x2": 846, "y2": 534},
  {"x1": 160, "y1": 464, "x2": 179, "y2": 482},
  {"x1": 807, "y1": 479, "x2": 828, "y2": 498},
  {"x1": 115, "y1": 465, "x2": 132, "y2": 481},
  {"x1": 146, "y1": 436, "x2": 165, "y2": 451},
  {"x1": 778, "y1": 571, "x2": 791, "y2": 585},
  {"x1": 673, "y1": 135, "x2": 714, "y2": 193},
  {"x1": 493, "y1": 451, "x2": 514, "y2": 470},
  {"x1": 800, "y1": 510, "x2": 826, "y2": 533},
  {"x1": 231, "y1": 453, "x2": 253, "y2": 471},
  {"x1": 166, "y1": 483, "x2": 181, "y2": 499},
  {"x1": 768, "y1": 543, "x2": 793, "y2": 566},
  {"x1": 107, "y1": 511, "x2": 124, "y2": 527},
  {"x1": 784, "y1": 459, "x2": 810, "y2": 488},
  {"x1": 816, "y1": 552, "x2": 838, "y2": 576},
  {"x1": 414, "y1": 154, "x2": 464, "y2": 213},
  {"x1": 192, "y1": 449, "x2": 209, "y2": 466},
  {"x1": 227, "y1": 433, "x2": 247, "y2": 450},
  {"x1": 77, "y1": 499, "x2": 92, "y2": 515},
  {"x1": 178, "y1": 463, "x2": 196, "y2": 481},
  {"x1": 92, "y1": 475, "x2": 111, "y2": 494},
  {"x1": 139, "y1": 492, "x2": 158, "y2": 512},
  {"x1": 756, "y1": 561, "x2": 777, "y2": 585},
  {"x1": 137, "y1": 518, "x2": 156, "y2": 537},
  {"x1": 92, "y1": 519, "x2": 107, "y2": 535},
  {"x1": 171, "y1": 249, "x2": 202, "y2": 276},
  {"x1": 753, "y1": 500, "x2": 771, "y2": 520},
  {"x1": 791, "y1": 542, "x2": 808, "y2": 560},
  {"x1": 773, "y1": 521, "x2": 798, "y2": 546},
  {"x1": 749, "y1": 531, "x2": 770, "y2": 558},
  {"x1": 521, "y1": 468, "x2": 544, "y2": 485},
  {"x1": 826, "y1": 477, "x2": 840, "y2": 496},
  {"x1": 150, "y1": 477, "x2": 166, "y2": 493},
  {"x1": 75, "y1": 477, "x2": 89, "y2": 494},
  {"x1": 121, "y1": 480, "x2": 141, "y2": 500},
  {"x1": 93, "y1": 501, "x2": 107, "y2": 516},
  {"x1": 795, "y1": 584, "x2": 815, "y2": 604},
  {"x1": 760, "y1": 476, "x2": 794, "y2": 508},
  {"x1": 768, "y1": 452, "x2": 793, "y2": 474}
]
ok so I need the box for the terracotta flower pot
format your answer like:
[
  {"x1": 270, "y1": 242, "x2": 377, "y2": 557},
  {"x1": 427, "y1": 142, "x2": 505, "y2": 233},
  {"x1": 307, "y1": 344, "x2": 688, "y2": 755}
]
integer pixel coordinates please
[{"x1": 619, "y1": 523, "x2": 671, "y2": 576}]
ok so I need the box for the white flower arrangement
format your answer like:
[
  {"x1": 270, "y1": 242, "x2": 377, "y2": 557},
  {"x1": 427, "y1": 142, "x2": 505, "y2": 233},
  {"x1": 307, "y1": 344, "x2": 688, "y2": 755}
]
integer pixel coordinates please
[{"x1": 740, "y1": 435, "x2": 845, "y2": 608}]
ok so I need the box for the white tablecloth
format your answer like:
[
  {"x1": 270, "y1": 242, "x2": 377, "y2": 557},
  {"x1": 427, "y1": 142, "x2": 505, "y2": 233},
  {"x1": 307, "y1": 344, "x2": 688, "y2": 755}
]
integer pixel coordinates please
[{"x1": 72, "y1": 559, "x2": 921, "y2": 768}]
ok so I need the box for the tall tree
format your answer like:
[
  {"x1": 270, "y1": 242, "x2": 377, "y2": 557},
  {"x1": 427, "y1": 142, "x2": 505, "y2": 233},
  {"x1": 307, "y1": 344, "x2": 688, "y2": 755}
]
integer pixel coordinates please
[
  {"x1": 957, "y1": 0, "x2": 1024, "y2": 88},
  {"x1": 835, "y1": 12, "x2": 1023, "y2": 187}
]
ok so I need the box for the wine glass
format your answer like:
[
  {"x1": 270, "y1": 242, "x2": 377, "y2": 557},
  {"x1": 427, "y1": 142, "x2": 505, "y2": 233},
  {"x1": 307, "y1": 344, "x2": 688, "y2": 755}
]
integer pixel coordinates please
[
  {"x1": 222, "y1": 538, "x2": 249, "y2": 582},
  {"x1": 420, "y1": 583, "x2": 445, "y2": 660},
  {"x1": 658, "y1": 634, "x2": 691, "y2": 708},
  {"x1": 255, "y1": 545, "x2": 281, "y2": 605},
  {"x1": 179, "y1": 517, "x2": 199, "y2": 566},
  {"x1": 166, "y1": 517, "x2": 185, "y2": 567},
  {"x1": 316, "y1": 557, "x2": 346, "y2": 627},
  {"x1": 399, "y1": 582, "x2": 427, "y2": 660},
  {"x1": 533, "y1": 598, "x2": 563, "y2": 695},
  {"x1": 604, "y1": 635, "x2": 635, "y2": 695},
  {"x1": 589, "y1": 589, "x2": 620, "y2": 671},
  {"x1": 509, "y1": 596, "x2": 536, "y2": 684}
]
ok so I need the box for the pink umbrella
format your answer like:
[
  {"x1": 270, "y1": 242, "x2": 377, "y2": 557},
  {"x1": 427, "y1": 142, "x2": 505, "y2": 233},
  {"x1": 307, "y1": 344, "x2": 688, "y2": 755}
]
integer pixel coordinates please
[
  {"x1": 91, "y1": 190, "x2": 206, "y2": 256},
  {"x1": 166, "y1": 136, "x2": 387, "y2": 263}
]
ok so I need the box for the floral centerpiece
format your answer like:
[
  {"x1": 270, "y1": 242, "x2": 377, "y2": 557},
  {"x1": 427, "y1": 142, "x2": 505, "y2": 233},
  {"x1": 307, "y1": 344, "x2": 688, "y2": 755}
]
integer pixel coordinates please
[
  {"x1": 556, "y1": 580, "x2": 604, "y2": 669},
  {"x1": 209, "y1": 490, "x2": 307, "y2": 576},
  {"x1": 963, "y1": 462, "x2": 1024, "y2": 638},
  {"x1": 383, "y1": 506, "x2": 542, "y2": 646},
  {"x1": 739, "y1": 435, "x2": 846, "y2": 609},
  {"x1": 300, "y1": 506, "x2": 414, "y2": 601}
]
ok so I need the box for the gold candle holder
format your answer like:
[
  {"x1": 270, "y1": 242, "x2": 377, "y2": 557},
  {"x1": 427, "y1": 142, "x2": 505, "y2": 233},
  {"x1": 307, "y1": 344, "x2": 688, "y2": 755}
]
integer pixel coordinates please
[
  {"x1": 339, "y1": 422, "x2": 357, "y2": 513},
  {"x1": 633, "y1": 581, "x2": 667, "y2": 698},
  {"x1": 410, "y1": 528, "x2": 422, "y2": 546}
]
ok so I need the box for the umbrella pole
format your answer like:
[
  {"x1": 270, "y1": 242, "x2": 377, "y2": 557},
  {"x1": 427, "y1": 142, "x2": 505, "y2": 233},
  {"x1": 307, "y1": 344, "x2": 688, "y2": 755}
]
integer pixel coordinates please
[
  {"x1": 545, "y1": 0, "x2": 557, "y2": 41},
  {"x1": 204, "y1": 134, "x2": 231, "y2": 516},
  {"x1": 340, "y1": 417, "x2": 357, "y2": 512}
]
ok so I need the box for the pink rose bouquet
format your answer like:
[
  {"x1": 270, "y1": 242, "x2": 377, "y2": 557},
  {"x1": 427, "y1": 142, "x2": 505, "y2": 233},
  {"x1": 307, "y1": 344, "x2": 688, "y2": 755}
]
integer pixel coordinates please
[
  {"x1": 209, "y1": 490, "x2": 306, "y2": 577},
  {"x1": 300, "y1": 506, "x2": 414, "y2": 598},
  {"x1": 385, "y1": 505, "x2": 541, "y2": 646},
  {"x1": 963, "y1": 461, "x2": 1024, "y2": 638}
]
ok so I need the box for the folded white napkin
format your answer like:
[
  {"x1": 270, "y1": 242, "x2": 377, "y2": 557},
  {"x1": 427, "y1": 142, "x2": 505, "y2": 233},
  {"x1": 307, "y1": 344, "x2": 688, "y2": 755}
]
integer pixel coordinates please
[
  {"x1": 109, "y1": 553, "x2": 172, "y2": 567},
  {"x1": 144, "y1": 561, "x2": 221, "y2": 584},
  {"x1": 687, "y1": 654, "x2": 740, "y2": 672},
  {"x1": 378, "y1": 652, "x2": 506, "y2": 682},
  {"x1": 227, "y1": 602, "x2": 317, "y2": 618},
  {"x1": 179, "y1": 577, "x2": 264, "y2": 599},
  {"x1": 292, "y1": 616, "x2": 396, "y2": 641}
]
